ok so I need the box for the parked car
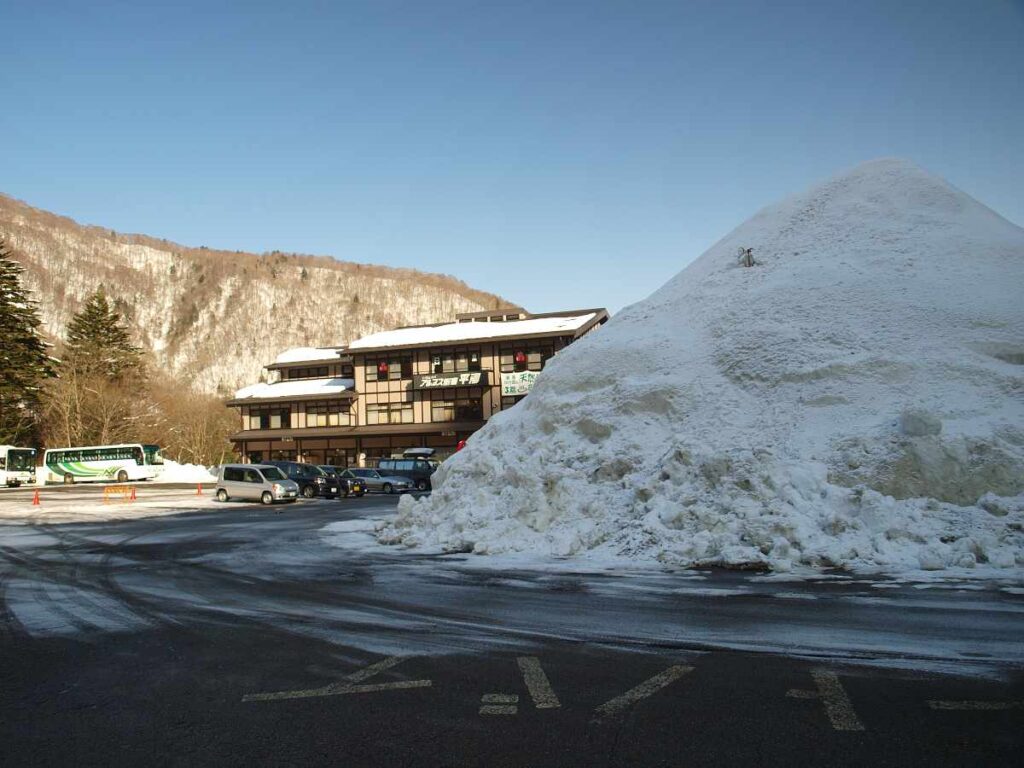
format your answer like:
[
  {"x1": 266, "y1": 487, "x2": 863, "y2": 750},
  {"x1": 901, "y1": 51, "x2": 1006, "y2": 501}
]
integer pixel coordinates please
[
  {"x1": 317, "y1": 465, "x2": 366, "y2": 498},
  {"x1": 215, "y1": 464, "x2": 298, "y2": 505},
  {"x1": 264, "y1": 461, "x2": 338, "y2": 498},
  {"x1": 342, "y1": 468, "x2": 413, "y2": 494},
  {"x1": 376, "y1": 451, "x2": 437, "y2": 491}
]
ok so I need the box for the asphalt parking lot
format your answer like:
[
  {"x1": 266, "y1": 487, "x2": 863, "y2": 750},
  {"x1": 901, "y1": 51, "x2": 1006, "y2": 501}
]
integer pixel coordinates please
[{"x1": 0, "y1": 491, "x2": 1021, "y2": 767}]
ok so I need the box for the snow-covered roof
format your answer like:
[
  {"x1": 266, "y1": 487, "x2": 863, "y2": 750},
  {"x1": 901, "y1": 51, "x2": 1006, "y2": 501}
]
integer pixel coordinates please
[
  {"x1": 273, "y1": 346, "x2": 345, "y2": 365},
  {"x1": 232, "y1": 377, "x2": 354, "y2": 402},
  {"x1": 347, "y1": 313, "x2": 599, "y2": 351}
]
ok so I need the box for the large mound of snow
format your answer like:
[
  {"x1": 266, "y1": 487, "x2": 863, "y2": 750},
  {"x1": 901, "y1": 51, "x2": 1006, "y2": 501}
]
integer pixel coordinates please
[{"x1": 381, "y1": 159, "x2": 1024, "y2": 575}]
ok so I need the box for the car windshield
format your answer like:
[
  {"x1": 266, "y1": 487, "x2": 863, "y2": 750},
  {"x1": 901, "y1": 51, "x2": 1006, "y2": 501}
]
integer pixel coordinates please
[{"x1": 260, "y1": 466, "x2": 286, "y2": 481}]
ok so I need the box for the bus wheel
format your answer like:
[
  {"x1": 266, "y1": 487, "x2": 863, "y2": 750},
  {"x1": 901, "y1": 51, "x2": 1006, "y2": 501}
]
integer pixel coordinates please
[
  {"x1": 63, "y1": 473, "x2": 74, "y2": 485},
  {"x1": 116, "y1": 470, "x2": 129, "y2": 483}
]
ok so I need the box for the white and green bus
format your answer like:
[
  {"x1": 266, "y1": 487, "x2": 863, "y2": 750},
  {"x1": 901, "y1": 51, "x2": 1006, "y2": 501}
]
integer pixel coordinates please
[
  {"x1": 0, "y1": 446, "x2": 39, "y2": 487},
  {"x1": 43, "y1": 444, "x2": 164, "y2": 484}
]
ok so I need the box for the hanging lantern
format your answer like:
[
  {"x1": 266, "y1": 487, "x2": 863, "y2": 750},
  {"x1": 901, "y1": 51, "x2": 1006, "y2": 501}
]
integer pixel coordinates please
[
  {"x1": 514, "y1": 350, "x2": 527, "y2": 365},
  {"x1": 377, "y1": 361, "x2": 389, "y2": 377}
]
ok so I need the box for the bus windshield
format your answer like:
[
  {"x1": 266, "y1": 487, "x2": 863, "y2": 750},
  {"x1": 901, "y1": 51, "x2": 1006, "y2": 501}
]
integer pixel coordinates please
[
  {"x1": 143, "y1": 445, "x2": 164, "y2": 465},
  {"x1": 8, "y1": 450, "x2": 36, "y2": 471}
]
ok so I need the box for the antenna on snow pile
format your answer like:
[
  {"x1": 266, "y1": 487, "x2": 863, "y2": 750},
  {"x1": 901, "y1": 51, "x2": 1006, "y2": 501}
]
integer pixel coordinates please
[{"x1": 737, "y1": 247, "x2": 755, "y2": 268}]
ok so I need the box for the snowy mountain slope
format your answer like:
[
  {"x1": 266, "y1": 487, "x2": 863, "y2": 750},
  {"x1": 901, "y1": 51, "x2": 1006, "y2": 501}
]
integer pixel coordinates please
[
  {"x1": 383, "y1": 159, "x2": 1024, "y2": 575},
  {"x1": 0, "y1": 194, "x2": 512, "y2": 394}
]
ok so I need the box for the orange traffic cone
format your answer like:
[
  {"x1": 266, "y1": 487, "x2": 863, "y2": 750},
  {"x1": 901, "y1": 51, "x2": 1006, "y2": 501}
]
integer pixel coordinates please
[
  {"x1": 196, "y1": 483, "x2": 203, "y2": 496},
  {"x1": 32, "y1": 489, "x2": 40, "y2": 506},
  {"x1": 130, "y1": 486, "x2": 137, "y2": 501}
]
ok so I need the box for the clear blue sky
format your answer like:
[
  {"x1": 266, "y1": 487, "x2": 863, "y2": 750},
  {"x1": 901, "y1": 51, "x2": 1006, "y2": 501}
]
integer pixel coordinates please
[{"x1": 2, "y1": 0, "x2": 1022, "y2": 312}]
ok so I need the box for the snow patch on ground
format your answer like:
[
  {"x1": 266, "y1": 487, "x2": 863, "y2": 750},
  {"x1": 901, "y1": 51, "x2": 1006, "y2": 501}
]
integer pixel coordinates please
[
  {"x1": 380, "y1": 159, "x2": 1024, "y2": 577},
  {"x1": 154, "y1": 460, "x2": 217, "y2": 484}
]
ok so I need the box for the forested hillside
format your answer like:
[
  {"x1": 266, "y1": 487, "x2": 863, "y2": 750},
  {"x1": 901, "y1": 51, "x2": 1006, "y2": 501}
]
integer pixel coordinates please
[{"x1": 0, "y1": 193, "x2": 512, "y2": 394}]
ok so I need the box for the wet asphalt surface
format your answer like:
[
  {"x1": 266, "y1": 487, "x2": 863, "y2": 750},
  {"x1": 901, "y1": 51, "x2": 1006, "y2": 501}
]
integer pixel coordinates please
[{"x1": 0, "y1": 488, "x2": 1021, "y2": 767}]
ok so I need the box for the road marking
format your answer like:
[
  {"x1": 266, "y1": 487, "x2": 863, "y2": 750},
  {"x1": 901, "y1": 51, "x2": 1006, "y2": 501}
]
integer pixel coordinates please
[
  {"x1": 928, "y1": 701, "x2": 1023, "y2": 711},
  {"x1": 243, "y1": 655, "x2": 432, "y2": 703},
  {"x1": 787, "y1": 669, "x2": 865, "y2": 731},
  {"x1": 517, "y1": 656, "x2": 560, "y2": 709},
  {"x1": 593, "y1": 665, "x2": 693, "y2": 721},
  {"x1": 480, "y1": 693, "x2": 518, "y2": 716}
]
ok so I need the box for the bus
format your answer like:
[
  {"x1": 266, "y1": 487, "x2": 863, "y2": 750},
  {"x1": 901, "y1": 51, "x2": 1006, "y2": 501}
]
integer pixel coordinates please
[
  {"x1": 0, "y1": 446, "x2": 38, "y2": 487},
  {"x1": 43, "y1": 444, "x2": 164, "y2": 484}
]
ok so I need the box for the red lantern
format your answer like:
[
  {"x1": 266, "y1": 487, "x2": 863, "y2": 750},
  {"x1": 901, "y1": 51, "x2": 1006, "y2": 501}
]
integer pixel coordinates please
[
  {"x1": 514, "y1": 350, "x2": 527, "y2": 365},
  {"x1": 377, "y1": 361, "x2": 389, "y2": 377}
]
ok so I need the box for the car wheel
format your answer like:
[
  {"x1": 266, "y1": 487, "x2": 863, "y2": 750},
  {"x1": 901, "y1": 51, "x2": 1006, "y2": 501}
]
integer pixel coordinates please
[
  {"x1": 216, "y1": 489, "x2": 229, "y2": 502},
  {"x1": 261, "y1": 491, "x2": 274, "y2": 505},
  {"x1": 116, "y1": 470, "x2": 129, "y2": 483},
  {"x1": 415, "y1": 479, "x2": 429, "y2": 492},
  {"x1": 383, "y1": 483, "x2": 393, "y2": 494},
  {"x1": 302, "y1": 485, "x2": 316, "y2": 499},
  {"x1": 63, "y1": 473, "x2": 74, "y2": 485}
]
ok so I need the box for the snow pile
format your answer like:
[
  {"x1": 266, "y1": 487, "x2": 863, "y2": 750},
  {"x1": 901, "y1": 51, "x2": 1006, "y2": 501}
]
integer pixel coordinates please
[
  {"x1": 381, "y1": 159, "x2": 1024, "y2": 575},
  {"x1": 154, "y1": 460, "x2": 217, "y2": 484}
]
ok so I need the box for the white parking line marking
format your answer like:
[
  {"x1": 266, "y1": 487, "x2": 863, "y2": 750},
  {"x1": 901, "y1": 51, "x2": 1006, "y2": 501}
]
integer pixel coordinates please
[
  {"x1": 243, "y1": 655, "x2": 432, "y2": 702},
  {"x1": 787, "y1": 669, "x2": 865, "y2": 731},
  {"x1": 929, "y1": 701, "x2": 1023, "y2": 711},
  {"x1": 481, "y1": 694, "x2": 519, "y2": 704},
  {"x1": 480, "y1": 693, "x2": 518, "y2": 716},
  {"x1": 517, "y1": 656, "x2": 560, "y2": 709},
  {"x1": 593, "y1": 665, "x2": 693, "y2": 720}
]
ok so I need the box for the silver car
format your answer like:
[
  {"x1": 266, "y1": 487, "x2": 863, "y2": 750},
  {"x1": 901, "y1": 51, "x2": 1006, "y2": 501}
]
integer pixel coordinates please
[
  {"x1": 216, "y1": 464, "x2": 299, "y2": 505},
  {"x1": 343, "y1": 468, "x2": 413, "y2": 494}
]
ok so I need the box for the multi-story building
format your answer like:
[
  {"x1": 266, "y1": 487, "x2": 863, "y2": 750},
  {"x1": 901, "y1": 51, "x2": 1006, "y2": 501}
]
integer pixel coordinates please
[{"x1": 228, "y1": 307, "x2": 608, "y2": 467}]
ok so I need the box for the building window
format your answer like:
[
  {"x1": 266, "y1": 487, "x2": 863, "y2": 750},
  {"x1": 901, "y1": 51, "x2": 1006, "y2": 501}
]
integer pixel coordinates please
[
  {"x1": 431, "y1": 398, "x2": 482, "y2": 422},
  {"x1": 371, "y1": 357, "x2": 413, "y2": 381},
  {"x1": 366, "y1": 402, "x2": 414, "y2": 425},
  {"x1": 286, "y1": 366, "x2": 329, "y2": 380},
  {"x1": 306, "y1": 401, "x2": 351, "y2": 427},
  {"x1": 500, "y1": 344, "x2": 552, "y2": 374},
  {"x1": 248, "y1": 406, "x2": 291, "y2": 430},
  {"x1": 430, "y1": 347, "x2": 482, "y2": 374}
]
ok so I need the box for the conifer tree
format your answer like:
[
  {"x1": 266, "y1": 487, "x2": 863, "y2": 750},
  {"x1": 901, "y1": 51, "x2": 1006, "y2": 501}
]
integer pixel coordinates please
[
  {"x1": 64, "y1": 288, "x2": 143, "y2": 380},
  {"x1": 0, "y1": 238, "x2": 52, "y2": 443}
]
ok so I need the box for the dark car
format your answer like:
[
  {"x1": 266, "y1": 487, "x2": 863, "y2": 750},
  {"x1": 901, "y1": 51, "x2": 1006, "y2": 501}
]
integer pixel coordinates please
[
  {"x1": 317, "y1": 465, "x2": 366, "y2": 498},
  {"x1": 264, "y1": 461, "x2": 338, "y2": 499},
  {"x1": 376, "y1": 454, "x2": 436, "y2": 492}
]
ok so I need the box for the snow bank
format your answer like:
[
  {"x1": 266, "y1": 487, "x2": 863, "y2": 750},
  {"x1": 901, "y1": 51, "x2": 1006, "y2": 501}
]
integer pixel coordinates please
[
  {"x1": 154, "y1": 460, "x2": 216, "y2": 484},
  {"x1": 381, "y1": 159, "x2": 1024, "y2": 576}
]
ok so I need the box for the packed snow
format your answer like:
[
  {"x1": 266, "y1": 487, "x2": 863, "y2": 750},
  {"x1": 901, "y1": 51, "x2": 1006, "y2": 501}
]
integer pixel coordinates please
[
  {"x1": 232, "y1": 377, "x2": 354, "y2": 401},
  {"x1": 273, "y1": 346, "x2": 346, "y2": 364},
  {"x1": 154, "y1": 459, "x2": 217, "y2": 484},
  {"x1": 346, "y1": 312, "x2": 598, "y2": 350},
  {"x1": 381, "y1": 159, "x2": 1024, "y2": 576}
]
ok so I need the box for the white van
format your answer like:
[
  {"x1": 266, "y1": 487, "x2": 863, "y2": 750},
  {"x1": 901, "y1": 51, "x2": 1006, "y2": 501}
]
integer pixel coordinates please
[{"x1": 215, "y1": 464, "x2": 299, "y2": 505}]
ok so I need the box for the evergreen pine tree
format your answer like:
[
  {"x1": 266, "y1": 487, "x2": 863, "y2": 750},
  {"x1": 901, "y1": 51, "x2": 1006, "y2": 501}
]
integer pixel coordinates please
[
  {"x1": 64, "y1": 288, "x2": 143, "y2": 380},
  {"x1": 0, "y1": 238, "x2": 52, "y2": 443}
]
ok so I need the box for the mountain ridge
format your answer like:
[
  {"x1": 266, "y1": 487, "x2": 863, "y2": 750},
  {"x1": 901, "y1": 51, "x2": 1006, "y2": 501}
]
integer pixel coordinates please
[{"x1": 0, "y1": 192, "x2": 515, "y2": 395}]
